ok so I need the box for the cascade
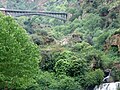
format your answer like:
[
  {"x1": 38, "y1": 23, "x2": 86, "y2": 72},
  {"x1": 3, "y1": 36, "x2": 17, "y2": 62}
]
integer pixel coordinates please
[{"x1": 94, "y1": 82, "x2": 120, "y2": 90}]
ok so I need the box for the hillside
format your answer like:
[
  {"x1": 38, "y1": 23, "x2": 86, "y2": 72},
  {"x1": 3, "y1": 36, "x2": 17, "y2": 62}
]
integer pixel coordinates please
[{"x1": 0, "y1": 0, "x2": 120, "y2": 90}]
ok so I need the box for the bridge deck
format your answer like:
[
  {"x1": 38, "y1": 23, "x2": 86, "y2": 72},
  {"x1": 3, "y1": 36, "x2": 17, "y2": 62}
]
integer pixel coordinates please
[{"x1": 0, "y1": 8, "x2": 67, "y2": 21}]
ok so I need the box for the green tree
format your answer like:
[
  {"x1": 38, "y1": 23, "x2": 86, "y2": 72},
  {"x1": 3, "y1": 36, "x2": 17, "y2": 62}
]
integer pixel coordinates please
[{"x1": 0, "y1": 13, "x2": 40, "y2": 89}]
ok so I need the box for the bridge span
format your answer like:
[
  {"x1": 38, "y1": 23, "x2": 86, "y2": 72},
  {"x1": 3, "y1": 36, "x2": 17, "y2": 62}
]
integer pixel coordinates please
[{"x1": 0, "y1": 8, "x2": 67, "y2": 22}]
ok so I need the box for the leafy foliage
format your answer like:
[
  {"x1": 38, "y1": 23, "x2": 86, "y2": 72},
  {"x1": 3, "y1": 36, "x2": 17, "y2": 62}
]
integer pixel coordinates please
[
  {"x1": 0, "y1": 13, "x2": 40, "y2": 89},
  {"x1": 83, "y1": 69, "x2": 104, "y2": 89},
  {"x1": 1, "y1": 0, "x2": 120, "y2": 89},
  {"x1": 7, "y1": 0, "x2": 39, "y2": 10}
]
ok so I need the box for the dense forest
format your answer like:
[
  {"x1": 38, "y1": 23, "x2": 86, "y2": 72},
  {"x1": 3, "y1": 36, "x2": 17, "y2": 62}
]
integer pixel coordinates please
[{"x1": 0, "y1": 0, "x2": 120, "y2": 90}]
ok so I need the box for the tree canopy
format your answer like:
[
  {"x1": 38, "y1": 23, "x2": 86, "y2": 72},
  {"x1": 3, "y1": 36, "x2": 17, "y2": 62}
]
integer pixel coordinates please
[{"x1": 0, "y1": 13, "x2": 40, "y2": 89}]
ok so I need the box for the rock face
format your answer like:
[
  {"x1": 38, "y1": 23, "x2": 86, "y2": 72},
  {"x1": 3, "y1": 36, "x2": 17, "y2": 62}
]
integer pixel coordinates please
[
  {"x1": 94, "y1": 82, "x2": 120, "y2": 90},
  {"x1": 104, "y1": 33, "x2": 120, "y2": 52},
  {"x1": 59, "y1": 33, "x2": 82, "y2": 46}
]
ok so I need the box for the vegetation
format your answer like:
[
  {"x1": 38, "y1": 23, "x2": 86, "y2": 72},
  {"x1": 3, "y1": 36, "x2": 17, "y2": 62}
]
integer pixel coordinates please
[
  {"x1": 0, "y1": 0, "x2": 120, "y2": 90},
  {"x1": 0, "y1": 13, "x2": 40, "y2": 89}
]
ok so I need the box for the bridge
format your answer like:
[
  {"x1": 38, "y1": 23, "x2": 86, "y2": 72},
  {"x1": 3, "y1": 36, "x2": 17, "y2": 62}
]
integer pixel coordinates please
[{"x1": 0, "y1": 8, "x2": 67, "y2": 22}]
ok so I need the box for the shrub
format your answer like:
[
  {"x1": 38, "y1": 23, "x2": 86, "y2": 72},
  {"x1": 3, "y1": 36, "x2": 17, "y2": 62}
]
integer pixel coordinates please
[
  {"x1": 54, "y1": 50, "x2": 89, "y2": 77},
  {"x1": 31, "y1": 34, "x2": 44, "y2": 45},
  {"x1": 112, "y1": 66, "x2": 120, "y2": 81},
  {"x1": 72, "y1": 42, "x2": 92, "y2": 52},
  {"x1": 30, "y1": 72, "x2": 83, "y2": 90},
  {"x1": 99, "y1": 6, "x2": 109, "y2": 16},
  {"x1": 83, "y1": 69, "x2": 104, "y2": 89},
  {"x1": 50, "y1": 75, "x2": 83, "y2": 90},
  {"x1": 40, "y1": 50, "x2": 56, "y2": 71}
]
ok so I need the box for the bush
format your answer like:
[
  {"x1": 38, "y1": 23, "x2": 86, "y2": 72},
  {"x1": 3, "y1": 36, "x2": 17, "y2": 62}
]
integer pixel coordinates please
[
  {"x1": 81, "y1": 13, "x2": 102, "y2": 31},
  {"x1": 40, "y1": 50, "x2": 56, "y2": 71},
  {"x1": 112, "y1": 66, "x2": 120, "y2": 81},
  {"x1": 94, "y1": 31, "x2": 110, "y2": 49},
  {"x1": 72, "y1": 42, "x2": 92, "y2": 52},
  {"x1": 31, "y1": 34, "x2": 44, "y2": 45},
  {"x1": 67, "y1": 58, "x2": 89, "y2": 77},
  {"x1": 54, "y1": 50, "x2": 89, "y2": 77},
  {"x1": 83, "y1": 69, "x2": 104, "y2": 89},
  {"x1": 30, "y1": 72, "x2": 83, "y2": 90},
  {"x1": 0, "y1": 13, "x2": 40, "y2": 89},
  {"x1": 99, "y1": 6, "x2": 109, "y2": 16},
  {"x1": 50, "y1": 75, "x2": 83, "y2": 90}
]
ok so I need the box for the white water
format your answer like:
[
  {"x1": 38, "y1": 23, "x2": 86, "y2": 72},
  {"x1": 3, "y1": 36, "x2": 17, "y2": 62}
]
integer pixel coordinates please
[{"x1": 94, "y1": 82, "x2": 120, "y2": 90}]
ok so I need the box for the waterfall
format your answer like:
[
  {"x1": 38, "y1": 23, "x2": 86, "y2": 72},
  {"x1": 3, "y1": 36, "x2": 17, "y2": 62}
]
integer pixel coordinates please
[{"x1": 94, "y1": 82, "x2": 120, "y2": 90}]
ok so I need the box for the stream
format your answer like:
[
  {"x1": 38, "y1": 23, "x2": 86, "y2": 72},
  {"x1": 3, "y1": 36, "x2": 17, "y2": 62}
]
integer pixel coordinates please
[{"x1": 94, "y1": 82, "x2": 120, "y2": 90}]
